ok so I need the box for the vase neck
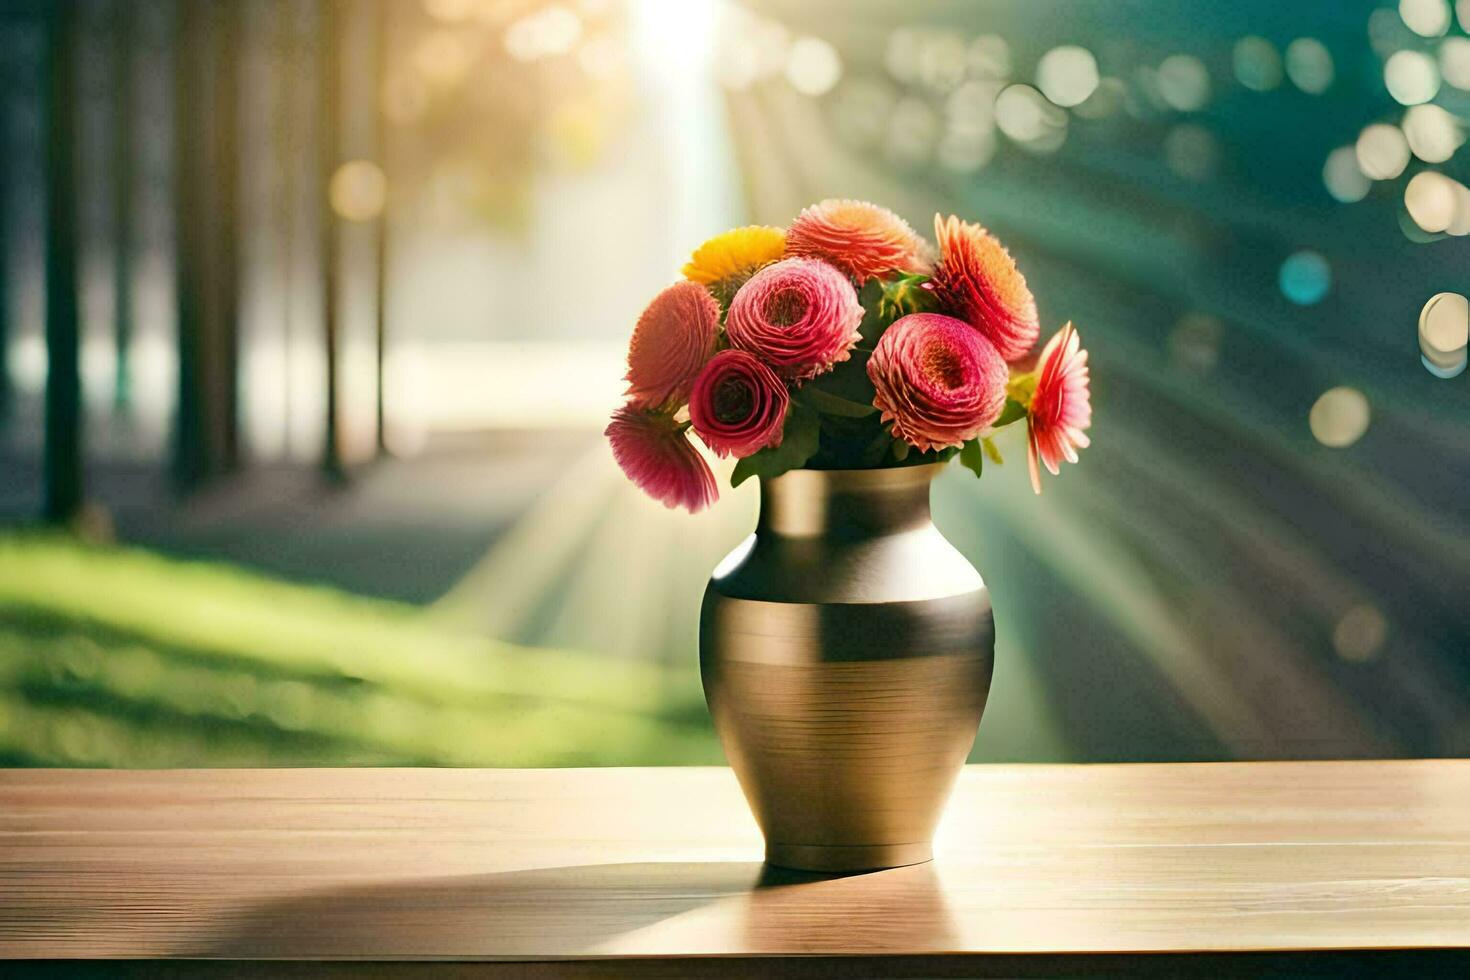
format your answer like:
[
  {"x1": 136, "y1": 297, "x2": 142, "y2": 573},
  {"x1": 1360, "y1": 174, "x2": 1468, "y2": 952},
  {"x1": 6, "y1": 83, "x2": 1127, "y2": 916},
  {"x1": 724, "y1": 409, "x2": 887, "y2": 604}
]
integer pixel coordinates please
[{"x1": 757, "y1": 465, "x2": 941, "y2": 539}]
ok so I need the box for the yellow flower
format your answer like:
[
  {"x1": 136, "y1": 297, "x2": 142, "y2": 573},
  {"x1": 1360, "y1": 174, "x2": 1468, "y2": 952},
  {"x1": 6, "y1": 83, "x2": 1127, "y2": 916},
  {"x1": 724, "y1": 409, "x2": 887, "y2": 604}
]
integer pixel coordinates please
[{"x1": 683, "y1": 226, "x2": 786, "y2": 304}]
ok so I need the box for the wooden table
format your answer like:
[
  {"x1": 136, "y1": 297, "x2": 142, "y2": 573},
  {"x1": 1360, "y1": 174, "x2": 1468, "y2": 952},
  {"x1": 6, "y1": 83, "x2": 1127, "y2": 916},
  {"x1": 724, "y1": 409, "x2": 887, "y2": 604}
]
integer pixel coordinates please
[{"x1": 3, "y1": 762, "x2": 1469, "y2": 977}]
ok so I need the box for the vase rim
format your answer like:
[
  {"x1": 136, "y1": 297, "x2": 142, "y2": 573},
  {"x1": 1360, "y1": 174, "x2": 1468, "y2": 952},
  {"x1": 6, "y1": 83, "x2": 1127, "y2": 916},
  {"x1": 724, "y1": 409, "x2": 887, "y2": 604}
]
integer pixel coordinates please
[{"x1": 760, "y1": 461, "x2": 947, "y2": 484}]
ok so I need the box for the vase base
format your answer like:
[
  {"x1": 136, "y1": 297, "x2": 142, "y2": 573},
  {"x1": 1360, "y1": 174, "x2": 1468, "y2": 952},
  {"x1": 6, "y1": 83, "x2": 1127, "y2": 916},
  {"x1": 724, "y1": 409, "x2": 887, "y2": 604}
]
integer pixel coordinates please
[{"x1": 764, "y1": 841, "x2": 933, "y2": 873}]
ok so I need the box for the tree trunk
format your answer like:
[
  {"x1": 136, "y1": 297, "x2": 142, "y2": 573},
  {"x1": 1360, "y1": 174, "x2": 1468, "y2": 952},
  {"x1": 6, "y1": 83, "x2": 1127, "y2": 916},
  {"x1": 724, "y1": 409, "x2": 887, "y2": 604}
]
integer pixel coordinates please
[
  {"x1": 173, "y1": 0, "x2": 240, "y2": 488},
  {"x1": 373, "y1": 0, "x2": 388, "y2": 456},
  {"x1": 173, "y1": 0, "x2": 209, "y2": 488},
  {"x1": 319, "y1": 0, "x2": 343, "y2": 480},
  {"x1": 212, "y1": 0, "x2": 241, "y2": 470},
  {"x1": 111, "y1": 0, "x2": 133, "y2": 412},
  {"x1": 43, "y1": 0, "x2": 83, "y2": 524},
  {"x1": 0, "y1": 55, "x2": 11, "y2": 426}
]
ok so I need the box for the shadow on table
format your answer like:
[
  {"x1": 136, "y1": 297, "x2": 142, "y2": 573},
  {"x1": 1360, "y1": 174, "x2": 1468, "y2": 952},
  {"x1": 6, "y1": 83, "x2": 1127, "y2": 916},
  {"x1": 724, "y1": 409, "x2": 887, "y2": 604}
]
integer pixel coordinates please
[{"x1": 194, "y1": 859, "x2": 958, "y2": 960}]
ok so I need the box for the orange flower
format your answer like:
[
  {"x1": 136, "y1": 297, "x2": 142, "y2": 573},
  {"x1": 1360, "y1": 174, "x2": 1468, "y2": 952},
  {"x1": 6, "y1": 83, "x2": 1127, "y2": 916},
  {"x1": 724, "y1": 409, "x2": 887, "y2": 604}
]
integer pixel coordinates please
[
  {"x1": 786, "y1": 199, "x2": 932, "y2": 283},
  {"x1": 931, "y1": 214, "x2": 1038, "y2": 362},
  {"x1": 624, "y1": 281, "x2": 720, "y2": 409}
]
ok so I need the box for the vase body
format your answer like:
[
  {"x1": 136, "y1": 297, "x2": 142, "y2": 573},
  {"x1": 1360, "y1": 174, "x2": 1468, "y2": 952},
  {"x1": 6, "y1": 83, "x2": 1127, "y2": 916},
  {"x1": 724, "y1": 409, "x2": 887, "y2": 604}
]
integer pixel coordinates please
[{"x1": 700, "y1": 463, "x2": 994, "y2": 872}]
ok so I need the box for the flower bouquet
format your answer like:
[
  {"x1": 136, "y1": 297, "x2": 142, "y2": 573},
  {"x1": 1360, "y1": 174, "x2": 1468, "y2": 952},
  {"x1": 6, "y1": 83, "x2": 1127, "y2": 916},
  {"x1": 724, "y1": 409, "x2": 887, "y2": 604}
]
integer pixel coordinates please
[
  {"x1": 606, "y1": 199, "x2": 1091, "y2": 511},
  {"x1": 607, "y1": 199, "x2": 1094, "y2": 873}
]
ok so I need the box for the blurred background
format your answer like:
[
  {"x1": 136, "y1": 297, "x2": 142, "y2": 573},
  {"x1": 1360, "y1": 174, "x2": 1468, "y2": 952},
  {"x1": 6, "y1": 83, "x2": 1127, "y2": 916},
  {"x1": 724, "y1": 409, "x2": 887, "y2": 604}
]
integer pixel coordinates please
[{"x1": 0, "y1": 0, "x2": 1465, "y2": 767}]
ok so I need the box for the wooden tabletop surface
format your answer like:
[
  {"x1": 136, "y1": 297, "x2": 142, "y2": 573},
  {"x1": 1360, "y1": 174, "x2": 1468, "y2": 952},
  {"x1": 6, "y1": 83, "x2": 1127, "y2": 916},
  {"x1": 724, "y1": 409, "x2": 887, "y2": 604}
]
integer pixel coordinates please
[{"x1": 3, "y1": 761, "x2": 1469, "y2": 976}]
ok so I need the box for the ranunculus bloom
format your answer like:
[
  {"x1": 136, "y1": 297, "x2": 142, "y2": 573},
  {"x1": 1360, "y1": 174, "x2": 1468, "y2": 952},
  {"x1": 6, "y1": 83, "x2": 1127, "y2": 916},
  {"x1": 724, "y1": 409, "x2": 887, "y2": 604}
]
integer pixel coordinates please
[
  {"x1": 867, "y1": 313, "x2": 1007, "y2": 452},
  {"x1": 785, "y1": 199, "x2": 932, "y2": 283},
  {"x1": 1027, "y1": 322, "x2": 1092, "y2": 495},
  {"x1": 931, "y1": 214, "x2": 1039, "y2": 363},
  {"x1": 624, "y1": 281, "x2": 720, "y2": 409},
  {"x1": 688, "y1": 350, "x2": 789, "y2": 458},
  {"x1": 682, "y1": 226, "x2": 787, "y2": 306},
  {"x1": 725, "y1": 257, "x2": 863, "y2": 381},
  {"x1": 605, "y1": 405, "x2": 718, "y2": 513}
]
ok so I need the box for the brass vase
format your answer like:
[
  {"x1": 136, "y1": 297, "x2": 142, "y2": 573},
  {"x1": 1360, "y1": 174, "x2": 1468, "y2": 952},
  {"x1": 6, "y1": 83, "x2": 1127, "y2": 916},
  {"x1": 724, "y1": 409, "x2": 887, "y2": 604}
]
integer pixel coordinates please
[{"x1": 700, "y1": 463, "x2": 995, "y2": 873}]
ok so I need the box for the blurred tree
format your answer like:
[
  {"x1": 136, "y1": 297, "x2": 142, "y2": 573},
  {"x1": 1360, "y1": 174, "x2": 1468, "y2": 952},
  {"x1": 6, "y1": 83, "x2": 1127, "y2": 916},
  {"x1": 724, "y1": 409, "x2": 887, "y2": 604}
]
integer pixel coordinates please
[
  {"x1": 319, "y1": 0, "x2": 344, "y2": 480},
  {"x1": 109, "y1": 0, "x2": 132, "y2": 411},
  {"x1": 213, "y1": 0, "x2": 241, "y2": 469},
  {"x1": 373, "y1": 0, "x2": 388, "y2": 457},
  {"x1": 0, "y1": 39, "x2": 10, "y2": 426},
  {"x1": 174, "y1": 0, "x2": 241, "y2": 488},
  {"x1": 42, "y1": 0, "x2": 81, "y2": 524}
]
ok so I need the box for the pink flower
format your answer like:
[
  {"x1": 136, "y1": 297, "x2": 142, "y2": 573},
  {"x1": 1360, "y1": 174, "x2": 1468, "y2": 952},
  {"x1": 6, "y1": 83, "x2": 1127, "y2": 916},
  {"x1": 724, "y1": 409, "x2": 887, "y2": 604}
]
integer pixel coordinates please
[
  {"x1": 867, "y1": 313, "x2": 1008, "y2": 453},
  {"x1": 931, "y1": 214, "x2": 1039, "y2": 363},
  {"x1": 725, "y1": 258, "x2": 863, "y2": 381},
  {"x1": 1027, "y1": 322, "x2": 1092, "y2": 494},
  {"x1": 689, "y1": 350, "x2": 789, "y2": 458},
  {"x1": 624, "y1": 281, "x2": 720, "y2": 409},
  {"x1": 786, "y1": 199, "x2": 932, "y2": 283},
  {"x1": 605, "y1": 405, "x2": 718, "y2": 513}
]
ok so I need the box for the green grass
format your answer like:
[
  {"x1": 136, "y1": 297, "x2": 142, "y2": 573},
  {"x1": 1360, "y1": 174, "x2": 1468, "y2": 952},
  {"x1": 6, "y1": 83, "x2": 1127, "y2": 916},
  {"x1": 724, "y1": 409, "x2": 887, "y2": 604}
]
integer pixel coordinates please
[{"x1": 0, "y1": 535, "x2": 721, "y2": 767}]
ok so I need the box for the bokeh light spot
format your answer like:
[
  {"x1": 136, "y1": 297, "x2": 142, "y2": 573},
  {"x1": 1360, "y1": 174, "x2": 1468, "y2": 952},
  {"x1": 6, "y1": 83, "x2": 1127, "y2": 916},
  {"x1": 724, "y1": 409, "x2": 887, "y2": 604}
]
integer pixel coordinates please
[
  {"x1": 996, "y1": 83, "x2": 1067, "y2": 150},
  {"x1": 967, "y1": 35, "x2": 1011, "y2": 81},
  {"x1": 1402, "y1": 104, "x2": 1466, "y2": 162},
  {"x1": 1441, "y1": 36, "x2": 1470, "y2": 89},
  {"x1": 786, "y1": 37, "x2": 842, "y2": 96},
  {"x1": 885, "y1": 28, "x2": 921, "y2": 84},
  {"x1": 917, "y1": 31, "x2": 968, "y2": 93},
  {"x1": 504, "y1": 5, "x2": 582, "y2": 62},
  {"x1": 1419, "y1": 291, "x2": 1470, "y2": 377},
  {"x1": 1333, "y1": 604, "x2": 1388, "y2": 661},
  {"x1": 1157, "y1": 54, "x2": 1210, "y2": 110},
  {"x1": 946, "y1": 79, "x2": 1000, "y2": 133},
  {"x1": 1323, "y1": 146, "x2": 1371, "y2": 202},
  {"x1": 1384, "y1": 49, "x2": 1440, "y2": 105},
  {"x1": 937, "y1": 128, "x2": 997, "y2": 173},
  {"x1": 1073, "y1": 76, "x2": 1125, "y2": 119},
  {"x1": 1233, "y1": 36, "x2": 1282, "y2": 91},
  {"x1": 1168, "y1": 312, "x2": 1223, "y2": 375},
  {"x1": 1400, "y1": 0, "x2": 1452, "y2": 37},
  {"x1": 1404, "y1": 171, "x2": 1462, "y2": 232},
  {"x1": 1036, "y1": 45, "x2": 1099, "y2": 108},
  {"x1": 1279, "y1": 250, "x2": 1331, "y2": 305},
  {"x1": 329, "y1": 161, "x2": 388, "y2": 223},
  {"x1": 1309, "y1": 386, "x2": 1370, "y2": 448},
  {"x1": 1285, "y1": 38, "x2": 1334, "y2": 93},
  {"x1": 1356, "y1": 123, "x2": 1411, "y2": 180}
]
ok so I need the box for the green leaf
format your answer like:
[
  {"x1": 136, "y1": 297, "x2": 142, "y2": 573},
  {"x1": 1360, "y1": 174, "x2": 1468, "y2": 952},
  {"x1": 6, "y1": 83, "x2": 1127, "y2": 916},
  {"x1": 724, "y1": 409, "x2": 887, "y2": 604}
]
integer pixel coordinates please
[
  {"x1": 730, "y1": 403, "x2": 821, "y2": 487},
  {"x1": 878, "y1": 273, "x2": 937, "y2": 321},
  {"x1": 857, "y1": 429, "x2": 894, "y2": 467},
  {"x1": 993, "y1": 398, "x2": 1028, "y2": 428},
  {"x1": 806, "y1": 352, "x2": 877, "y2": 406},
  {"x1": 796, "y1": 385, "x2": 876, "y2": 418},
  {"x1": 890, "y1": 439, "x2": 910, "y2": 462},
  {"x1": 981, "y1": 437, "x2": 1004, "y2": 466},
  {"x1": 958, "y1": 439, "x2": 985, "y2": 478}
]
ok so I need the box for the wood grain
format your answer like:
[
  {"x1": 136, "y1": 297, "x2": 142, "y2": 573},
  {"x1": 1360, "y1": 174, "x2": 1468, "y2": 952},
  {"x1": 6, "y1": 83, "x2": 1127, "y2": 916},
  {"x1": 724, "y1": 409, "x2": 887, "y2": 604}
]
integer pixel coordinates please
[{"x1": 2, "y1": 762, "x2": 1469, "y2": 973}]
